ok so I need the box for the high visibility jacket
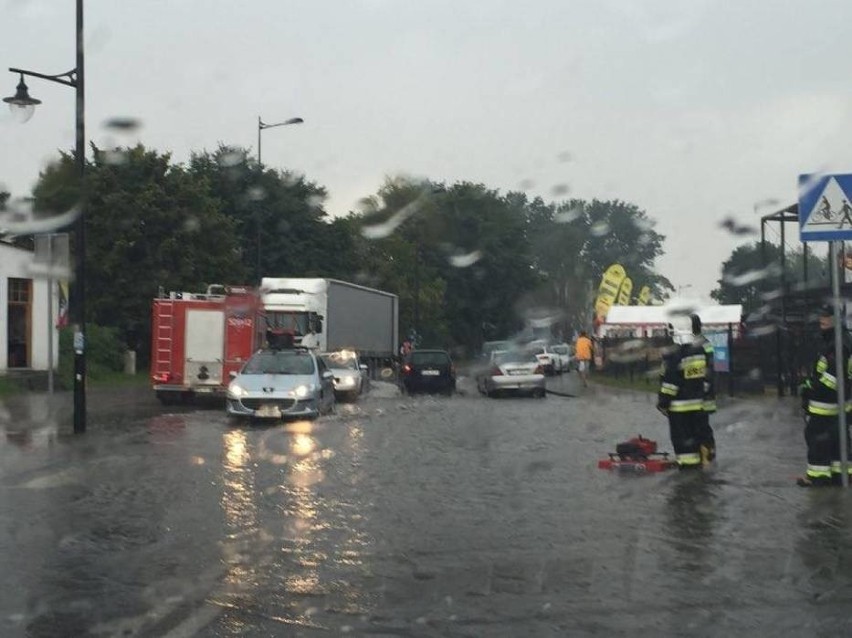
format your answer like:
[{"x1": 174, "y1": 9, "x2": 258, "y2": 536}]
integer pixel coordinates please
[
  {"x1": 698, "y1": 336, "x2": 716, "y2": 413},
  {"x1": 800, "y1": 341, "x2": 852, "y2": 416},
  {"x1": 658, "y1": 340, "x2": 707, "y2": 413}
]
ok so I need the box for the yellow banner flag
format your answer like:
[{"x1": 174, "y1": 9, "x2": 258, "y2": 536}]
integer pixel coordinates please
[
  {"x1": 595, "y1": 264, "x2": 626, "y2": 320},
  {"x1": 616, "y1": 277, "x2": 633, "y2": 305},
  {"x1": 637, "y1": 285, "x2": 651, "y2": 305}
]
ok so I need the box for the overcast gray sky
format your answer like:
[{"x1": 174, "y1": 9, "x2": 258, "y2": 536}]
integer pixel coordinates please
[{"x1": 3, "y1": 0, "x2": 851, "y2": 299}]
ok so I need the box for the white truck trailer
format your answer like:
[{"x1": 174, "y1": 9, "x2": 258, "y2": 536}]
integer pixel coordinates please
[{"x1": 260, "y1": 278, "x2": 399, "y2": 371}]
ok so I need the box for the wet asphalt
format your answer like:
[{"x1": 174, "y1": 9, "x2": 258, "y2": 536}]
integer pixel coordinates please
[{"x1": 2, "y1": 374, "x2": 852, "y2": 637}]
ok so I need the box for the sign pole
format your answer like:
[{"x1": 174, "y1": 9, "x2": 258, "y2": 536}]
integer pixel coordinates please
[
  {"x1": 831, "y1": 241, "x2": 849, "y2": 487},
  {"x1": 47, "y1": 234, "x2": 54, "y2": 394}
]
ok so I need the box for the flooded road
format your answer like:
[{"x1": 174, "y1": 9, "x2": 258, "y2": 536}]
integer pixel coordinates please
[{"x1": 2, "y1": 378, "x2": 852, "y2": 637}]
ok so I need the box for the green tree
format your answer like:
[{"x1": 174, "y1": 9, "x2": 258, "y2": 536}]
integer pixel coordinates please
[
  {"x1": 711, "y1": 240, "x2": 829, "y2": 315},
  {"x1": 189, "y1": 145, "x2": 351, "y2": 282},
  {"x1": 32, "y1": 144, "x2": 245, "y2": 353}
]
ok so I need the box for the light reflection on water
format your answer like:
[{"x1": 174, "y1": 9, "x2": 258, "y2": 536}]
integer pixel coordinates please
[{"x1": 216, "y1": 418, "x2": 374, "y2": 629}]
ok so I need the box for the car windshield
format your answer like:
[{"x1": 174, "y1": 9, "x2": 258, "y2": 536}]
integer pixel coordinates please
[
  {"x1": 410, "y1": 352, "x2": 450, "y2": 365},
  {"x1": 5, "y1": 4, "x2": 836, "y2": 634},
  {"x1": 242, "y1": 351, "x2": 315, "y2": 375},
  {"x1": 496, "y1": 351, "x2": 538, "y2": 364},
  {"x1": 321, "y1": 355, "x2": 358, "y2": 370}
]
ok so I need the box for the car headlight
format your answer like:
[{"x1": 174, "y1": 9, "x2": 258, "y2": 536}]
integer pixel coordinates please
[
  {"x1": 228, "y1": 382, "x2": 246, "y2": 398},
  {"x1": 291, "y1": 384, "x2": 316, "y2": 398},
  {"x1": 338, "y1": 375, "x2": 356, "y2": 388}
]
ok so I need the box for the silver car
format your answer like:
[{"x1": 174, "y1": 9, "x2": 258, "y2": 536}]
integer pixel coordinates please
[
  {"x1": 226, "y1": 348, "x2": 335, "y2": 420},
  {"x1": 320, "y1": 351, "x2": 370, "y2": 402},
  {"x1": 477, "y1": 350, "x2": 546, "y2": 398}
]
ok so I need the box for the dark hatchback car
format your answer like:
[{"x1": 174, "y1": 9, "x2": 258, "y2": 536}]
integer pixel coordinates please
[{"x1": 401, "y1": 349, "x2": 456, "y2": 395}]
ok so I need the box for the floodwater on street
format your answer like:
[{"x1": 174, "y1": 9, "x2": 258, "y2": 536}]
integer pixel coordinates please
[{"x1": 3, "y1": 376, "x2": 852, "y2": 637}]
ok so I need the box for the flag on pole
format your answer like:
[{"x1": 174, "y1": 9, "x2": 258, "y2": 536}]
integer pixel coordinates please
[
  {"x1": 56, "y1": 281, "x2": 69, "y2": 328},
  {"x1": 594, "y1": 264, "x2": 626, "y2": 320}
]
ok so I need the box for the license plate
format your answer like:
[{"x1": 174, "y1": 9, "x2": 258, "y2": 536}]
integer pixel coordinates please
[
  {"x1": 255, "y1": 405, "x2": 282, "y2": 418},
  {"x1": 422, "y1": 370, "x2": 441, "y2": 376},
  {"x1": 507, "y1": 370, "x2": 527, "y2": 376},
  {"x1": 196, "y1": 387, "x2": 213, "y2": 394}
]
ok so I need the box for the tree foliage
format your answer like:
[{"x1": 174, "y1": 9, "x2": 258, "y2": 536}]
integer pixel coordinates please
[
  {"x1": 33, "y1": 144, "x2": 245, "y2": 352},
  {"x1": 26, "y1": 144, "x2": 672, "y2": 359},
  {"x1": 710, "y1": 240, "x2": 829, "y2": 316}
]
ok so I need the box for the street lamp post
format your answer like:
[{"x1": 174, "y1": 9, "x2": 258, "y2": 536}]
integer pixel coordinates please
[
  {"x1": 255, "y1": 115, "x2": 303, "y2": 281},
  {"x1": 257, "y1": 115, "x2": 303, "y2": 166},
  {"x1": 5, "y1": 0, "x2": 87, "y2": 433}
]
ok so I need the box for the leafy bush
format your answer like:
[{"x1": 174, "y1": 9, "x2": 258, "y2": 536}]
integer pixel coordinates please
[{"x1": 58, "y1": 324, "x2": 126, "y2": 385}]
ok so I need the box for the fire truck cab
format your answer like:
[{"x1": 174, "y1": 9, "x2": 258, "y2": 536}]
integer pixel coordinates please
[{"x1": 150, "y1": 285, "x2": 263, "y2": 404}]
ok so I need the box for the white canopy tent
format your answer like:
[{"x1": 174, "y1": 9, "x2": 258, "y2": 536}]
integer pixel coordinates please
[{"x1": 600, "y1": 300, "x2": 743, "y2": 339}]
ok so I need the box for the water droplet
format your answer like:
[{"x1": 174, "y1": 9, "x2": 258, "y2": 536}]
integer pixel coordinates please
[
  {"x1": 183, "y1": 216, "x2": 200, "y2": 233},
  {"x1": 557, "y1": 151, "x2": 572, "y2": 163},
  {"x1": 448, "y1": 250, "x2": 482, "y2": 268},
  {"x1": 247, "y1": 186, "x2": 266, "y2": 201},
  {"x1": 361, "y1": 199, "x2": 419, "y2": 239},
  {"x1": 719, "y1": 216, "x2": 756, "y2": 236},
  {"x1": 103, "y1": 148, "x2": 129, "y2": 165},
  {"x1": 219, "y1": 151, "x2": 243, "y2": 168},
  {"x1": 103, "y1": 117, "x2": 141, "y2": 132},
  {"x1": 590, "y1": 220, "x2": 610, "y2": 236},
  {"x1": 550, "y1": 184, "x2": 570, "y2": 197},
  {"x1": 307, "y1": 194, "x2": 325, "y2": 209},
  {"x1": 554, "y1": 207, "x2": 582, "y2": 223},
  {"x1": 518, "y1": 179, "x2": 535, "y2": 190}
]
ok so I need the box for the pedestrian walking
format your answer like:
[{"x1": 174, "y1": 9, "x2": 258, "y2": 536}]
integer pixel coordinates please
[
  {"x1": 574, "y1": 331, "x2": 593, "y2": 387},
  {"x1": 657, "y1": 323, "x2": 709, "y2": 470},
  {"x1": 798, "y1": 306, "x2": 851, "y2": 487}
]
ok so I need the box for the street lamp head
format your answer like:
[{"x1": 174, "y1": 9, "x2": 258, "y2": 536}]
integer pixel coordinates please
[
  {"x1": 284, "y1": 117, "x2": 304, "y2": 125},
  {"x1": 3, "y1": 74, "x2": 41, "y2": 123}
]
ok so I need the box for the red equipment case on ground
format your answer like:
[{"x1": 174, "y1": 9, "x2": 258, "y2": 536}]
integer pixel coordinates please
[
  {"x1": 150, "y1": 285, "x2": 263, "y2": 404},
  {"x1": 597, "y1": 435, "x2": 677, "y2": 473}
]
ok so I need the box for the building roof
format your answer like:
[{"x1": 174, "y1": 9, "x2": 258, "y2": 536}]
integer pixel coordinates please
[{"x1": 604, "y1": 302, "x2": 743, "y2": 326}]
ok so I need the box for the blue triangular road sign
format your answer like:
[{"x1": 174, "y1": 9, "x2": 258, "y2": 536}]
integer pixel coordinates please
[{"x1": 800, "y1": 173, "x2": 852, "y2": 241}]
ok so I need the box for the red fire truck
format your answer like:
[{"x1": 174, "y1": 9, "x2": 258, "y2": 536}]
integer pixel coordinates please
[{"x1": 150, "y1": 285, "x2": 263, "y2": 404}]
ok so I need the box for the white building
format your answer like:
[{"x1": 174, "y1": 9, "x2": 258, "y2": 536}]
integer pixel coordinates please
[{"x1": 0, "y1": 241, "x2": 61, "y2": 373}]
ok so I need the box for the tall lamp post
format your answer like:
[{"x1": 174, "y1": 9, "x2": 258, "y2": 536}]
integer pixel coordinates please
[
  {"x1": 4, "y1": 0, "x2": 87, "y2": 433},
  {"x1": 255, "y1": 115, "x2": 303, "y2": 281},
  {"x1": 257, "y1": 115, "x2": 303, "y2": 166}
]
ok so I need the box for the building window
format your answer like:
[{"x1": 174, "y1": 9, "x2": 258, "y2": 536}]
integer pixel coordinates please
[{"x1": 9, "y1": 278, "x2": 30, "y2": 303}]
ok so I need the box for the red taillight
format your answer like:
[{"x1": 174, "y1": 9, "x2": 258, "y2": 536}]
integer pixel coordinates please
[
  {"x1": 402, "y1": 364, "x2": 412, "y2": 374},
  {"x1": 152, "y1": 372, "x2": 172, "y2": 383},
  {"x1": 534, "y1": 365, "x2": 544, "y2": 375},
  {"x1": 491, "y1": 366, "x2": 503, "y2": 376}
]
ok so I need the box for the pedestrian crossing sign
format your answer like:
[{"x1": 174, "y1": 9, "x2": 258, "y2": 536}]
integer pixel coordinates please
[{"x1": 799, "y1": 173, "x2": 852, "y2": 241}]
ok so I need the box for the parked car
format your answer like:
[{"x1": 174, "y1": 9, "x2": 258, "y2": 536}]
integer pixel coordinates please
[
  {"x1": 401, "y1": 349, "x2": 457, "y2": 395},
  {"x1": 477, "y1": 350, "x2": 546, "y2": 398},
  {"x1": 226, "y1": 348, "x2": 335, "y2": 420},
  {"x1": 526, "y1": 342, "x2": 559, "y2": 376},
  {"x1": 550, "y1": 343, "x2": 574, "y2": 373},
  {"x1": 320, "y1": 350, "x2": 370, "y2": 402}
]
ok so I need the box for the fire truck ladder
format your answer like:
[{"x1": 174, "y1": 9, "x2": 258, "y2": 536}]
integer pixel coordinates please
[{"x1": 154, "y1": 300, "x2": 175, "y2": 377}]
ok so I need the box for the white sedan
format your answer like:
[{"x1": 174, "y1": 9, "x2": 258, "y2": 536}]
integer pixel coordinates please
[
  {"x1": 477, "y1": 351, "x2": 546, "y2": 398},
  {"x1": 320, "y1": 351, "x2": 370, "y2": 402}
]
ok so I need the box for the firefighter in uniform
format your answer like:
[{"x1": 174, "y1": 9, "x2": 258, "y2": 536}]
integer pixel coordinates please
[
  {"x1": 657, "y1": 323, "x2": 709, "y2": 469},
  {"x1": 798, "y1": 308, "x2": 852, "y2": 487},
  {"x1": 691, "y1": 314, "x2": 717, "y2": 465}
]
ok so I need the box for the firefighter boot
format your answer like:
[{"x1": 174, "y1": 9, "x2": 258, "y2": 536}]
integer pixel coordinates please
[
  {"x1": 796, "y1": 476, "x2": 833, "y2": 488},
  {"x1": 699, "y1": 444, "x2": 716, "y2": 467}
]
